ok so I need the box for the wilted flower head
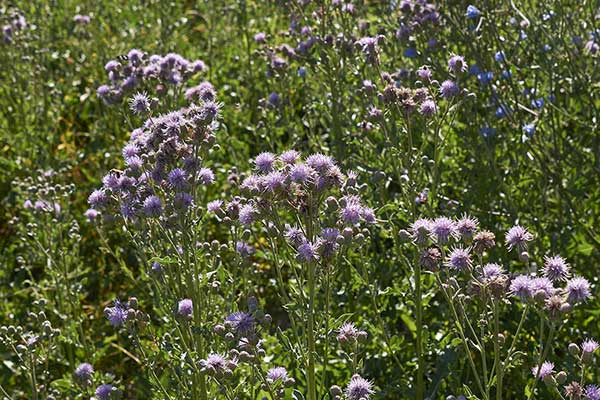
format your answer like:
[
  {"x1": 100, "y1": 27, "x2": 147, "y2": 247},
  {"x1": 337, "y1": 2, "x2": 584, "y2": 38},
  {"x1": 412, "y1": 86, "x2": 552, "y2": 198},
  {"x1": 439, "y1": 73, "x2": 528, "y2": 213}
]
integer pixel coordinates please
[
  {"x1": 505, "y1": 225, "x2": 533, "y2": 251},
  {"x1": 473, "y1": 230, "x2": 495, "y2": 253},
  {"x1": 410, "y1": 218, "x2": 432, "y2": 245},
  {"x1": 346, "y1": 374, "x2": 375, "y2": 400}
]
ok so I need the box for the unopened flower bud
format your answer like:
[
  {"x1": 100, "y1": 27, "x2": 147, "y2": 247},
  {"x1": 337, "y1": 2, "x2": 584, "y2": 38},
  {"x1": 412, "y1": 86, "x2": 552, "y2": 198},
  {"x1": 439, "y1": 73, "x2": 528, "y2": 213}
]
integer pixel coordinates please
[
  {"x1": 519, "y1": 251, "x2": 529, "y2": 262},
  {"x1": 568, "y1": 343, "x2": 580, "y2": 356},
  {"x1": 556, "y1": 371, "x2": 567, "y2": 384},
  {"x1": 330, "y1": 385, "x2": 343, "y2": 396}
]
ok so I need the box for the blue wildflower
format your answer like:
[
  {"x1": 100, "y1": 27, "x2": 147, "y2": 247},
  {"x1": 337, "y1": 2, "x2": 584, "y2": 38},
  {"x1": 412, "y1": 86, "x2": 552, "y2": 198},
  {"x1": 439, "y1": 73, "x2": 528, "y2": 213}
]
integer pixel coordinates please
[{"x1": 466, "y1": 5, "x2": 480, "y2": 19}]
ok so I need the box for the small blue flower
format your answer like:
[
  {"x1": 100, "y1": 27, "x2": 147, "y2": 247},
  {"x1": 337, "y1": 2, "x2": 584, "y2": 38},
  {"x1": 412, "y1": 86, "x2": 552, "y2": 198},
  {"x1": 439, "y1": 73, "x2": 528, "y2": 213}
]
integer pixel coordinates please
[
  {"x1": 523, "y1": 123, "x2": 535, "y2": 137},
  {"x1": 520, "y1": 30, "x2": 528, "y2": 40},
  {"x1": 297, "y1": 66, "x2": 307, "y2": 78},
  {"x1": 501, "y1": 70, "x2": 512, "y2": 79},
  {"x1": 494, "y1": 51, "x2": 506, "y2": 62},
  {"x1": 404, "y1": 47, "x2": 417, "y2": 58},
  {"x1": 466, "y1": 5, "x2": 480, "y2": 19},
  {"x1": 477, "y1": 71, "x2": 493, "y2": 85},
  {"x1": 531, "y1": 98, "x2": 545, "y2": 109},
  {"x1": 495, "y1": 105, "x2": 511, "y2": 119},
  {"x1": 543, "y1": 44, "x2": 552, "y2": 52},
  {"x1": 469, "y1": 64, "x2": 482, "y2": 76},
  {"x1": 480, "y1": 127, "x2": 496, "y2": 138}
]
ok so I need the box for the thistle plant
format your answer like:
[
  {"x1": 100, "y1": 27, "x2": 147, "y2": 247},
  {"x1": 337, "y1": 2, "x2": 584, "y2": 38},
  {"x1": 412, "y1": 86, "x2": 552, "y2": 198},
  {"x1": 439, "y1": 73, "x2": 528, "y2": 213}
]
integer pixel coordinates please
[
  {"x1": 405, "y1": 216, "x2": 593, "y2": 400},
  {"x1": 215, "y1": 151, "x2": 377, "y2": 399}
]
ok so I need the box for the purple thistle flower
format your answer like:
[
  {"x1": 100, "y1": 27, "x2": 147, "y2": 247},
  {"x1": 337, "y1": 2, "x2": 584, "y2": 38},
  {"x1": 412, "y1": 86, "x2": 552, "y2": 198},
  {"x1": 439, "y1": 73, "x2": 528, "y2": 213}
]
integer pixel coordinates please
[
  {"x1": 268, "y1": 92, "x2": 280, "y2": 106},
  {"x1": 225, "y1": 311, "x2": 255, "y2": 334},
  {"x1": 200, "y1": 353, "x2": 228, "y2": 374},
  {"x1": 362, "y1": 207, "x2": 376, "y2": 224},
  {"x1": 419, "y1": 99, "x2": 437, "y2": 117},
  {"x1": 263, "y1": 171, "x2": 286, "y2": 191},
  {"x1": 417, "y1": 66, "x2": 432, "y2": 82},
  {"x1": 285, "y1": 226, "x2": 306, "y2": 246},
  {"x1": 95, "y1": 384, "x2": 114, "y2": 400},
  {"x1": 297, "y1": 241, "x2": 319, "y2": 263},
  {"x1": 255, "y1": 152, "x2": 276, "y2": 172},
  {"x1": 466, "y1": 5, "x2": 480, "y2": 19},
  {"x1": 445, "y1": 247, "x2": 472, "y2": 270},
  {"x1": 505, "y1": 225, "x2": 534, "y2": 251},
  {"x1": 197, "y1": 168, "x2": 215, "y2": 185},
  {"x1": 266, "y1": 367, "x2": 288, "y2": 383},
  {"x1": 207, "y1": 199, "x2": 223, "y2": 213},
  {"x1": 431, "y1": 217, "x2": 457, "y2": 245},
  {"x1": 104, "y1": 300, "x2": 128, "y2": 327},
  {"x1": 510, "y1": 275, "x2": 533, "y2": 299},
  {"x1": 239, "y1": 204, "x2": 257, "y2": 225},
  {"x1": 235, "y1": 241, "x2": 255, "y2": 257},
  {"x1": 177, "y1": 299, "x2": 193, "y2": 318},
  {"x1": 346, "y1": 375, "x2": 375, "y2": 400},
  {"x1": 410, "y1": 218, "x2": 432, "y2": 245},
  {"x1": 456, "y1": 215, "x2": 479, "y2": 240},
  {"x1": 448, "y1": 55, "x2": 468, "y2": 73},
  {"x1": 532, "y1": 361, "x2": 554, "y2": 379},
  {"x1": 168, "y1": 168, "x2": 188, "y2": 190},
  {"x1": 340, "y1": 202, "x2": 363, "y2": 225},
  {"x1": 254, "y1": 32, "x2": 266, "y2": 43},
  {"x1": 74, "y1": 362, "x2": 94, "y2": 381},
  {"x1": 279, "y1": 150, "x2": 300, "y2": 164},
  {"x1": 84, "y1": 208, "x2": 100, "y2": 222},
  {"x1": 531, "y1": 277, "x2": 555, "y2": 298},
  {"x1": 582, "y1": 338, "x2": 599, "y2": 355},
  {"x1": 143, "y1": 195, "x2": 162, "y2": 217},
  {"x1": 128, "y1": 92, "x2": 150, "y2": 114},
  {"x1": 585, "y1": 385, "x2": 600, "y2": 400},
  {"x1": 290, "y1": 163, "x2": 314, "y2": 183},
  {"x1": 565, "y1": 276, "x2": 591, "y2": 303},
  {"x1": 306, "y1": 153, "x2": 335, "y2": 172},
  {"x1": 440, "y1": 80, "x2": 459, "y2": 98},
  {"x1": 542, "y1": 255, "x2": 570, "y2": 282},
  {"x1": 88, "y1": 189, "x2": 108, "y2": 208},
  {"x1": 337, "y1": 322, "x2": 359, "y2": 343},
  {"x1": 122, "y1": 143, "x2": 139, "y2": 159},
  {"x1": 482, "y1": 263, "x2": 504, "y2": 279}
]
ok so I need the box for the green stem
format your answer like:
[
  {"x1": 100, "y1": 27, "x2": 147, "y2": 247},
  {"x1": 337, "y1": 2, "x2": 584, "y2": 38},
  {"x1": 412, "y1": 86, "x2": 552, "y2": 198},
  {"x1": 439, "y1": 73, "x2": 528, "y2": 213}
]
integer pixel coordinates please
[
  {"x1": 306, "y1": 261, "x2": 317, "y2": 400},
  {"x1": 414, "y1": 259, "x2": 424, "y2": 400}
]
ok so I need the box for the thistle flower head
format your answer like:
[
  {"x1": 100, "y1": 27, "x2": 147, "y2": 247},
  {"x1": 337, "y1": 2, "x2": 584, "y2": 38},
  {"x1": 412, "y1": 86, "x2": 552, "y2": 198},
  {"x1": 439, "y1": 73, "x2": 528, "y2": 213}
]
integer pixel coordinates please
[
  {"x1": 445, "y1": 247, "x2": 472, "y2": 270},
  {"x1": 542, "y1": 255, "x2": 570, "y2": 282},
  {"x1": 431, "y1": 217, "x2": 457, "y2": 245},
  {"x1": 266, "y1": 367, "x2": 288, "y2": 383},
  {"x1": 510, "y1": 275, "x2": 533, "y2": 299},
  {"x1": 505, "y1": 225, "x2": 533, "y2": 251},
  {"x1": 565, "y1": 276, "x2": 591, "y2": 303},
  {"x1": 346, "y1": 374, "x2": 374, "y2": 400},
  {"x1": 104, "y1": 300, "x2": 128, "y2": 327},
  {"x1": 225, "y1": 311, "x2": 255, "y2": 334},
  {"x1": 177, "y1": 299, "x2": 193, "y2": 319},
  {"x1": 532, "y1": 361, "x2": 554, "y2": 379}
]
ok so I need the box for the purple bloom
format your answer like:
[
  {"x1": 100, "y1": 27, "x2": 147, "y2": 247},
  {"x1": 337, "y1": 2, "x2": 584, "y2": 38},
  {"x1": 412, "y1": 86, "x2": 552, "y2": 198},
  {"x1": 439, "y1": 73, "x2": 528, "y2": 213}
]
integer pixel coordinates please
[
  {"x1": 542, "y1": 255, "x2": 570, "y2": 282},
  {"x1": 505, "y1": 225, "x2": 533, "y2": 251},
  {"x1": 532, "y1": 361, "x2": 554, "y2": 379},
  {"x1": 263, "y1": 171, "x2": 286, "y2": 191},
  {"x1": 410, "y1": 218, "x2": 432, "y2": 245},
  {"x1": 510, "y1": 275, "x2": 533, "y2": 299},
  {"x1": 531, "y1": 277, "x2": 554, "y2": 298},
  {"x1": 254, "y1": 32, "x2": 266, "y2": 43},
  {"x1": 456, "y1": 216, "x2": 478, "y2": 240},
  {"x1": 128, "y1": 92, "x2": 150, "y2": 114},
  {"x1": 290, "y1": 163, "x2": 314, "y2": 183},
  {"x1": 74, "y1": 362, "x2": 94, "y2": 381},
  {"x1": 200, "y1": 353, "x2": 228, "y2": 374},
  {"x1": 266, "y1": 367, "x2": 288, "y2": 382},
  {"x1": 466, "y1": 5, "x2": 480, "y2": 19},
  {"x1": 207, "y1": 199, "x2": 223, "y2": 213},
  {"x1": 177, "y1": 299, "x2": 193, "y2": 318},
  {"x1": 197, "y1": 168, "x2": 215, "y2": 185},
  {"x1": 255, "y1": 152, "x2": 276, "y2": 172},
  {"x1": 440, "y1": 80, "x2": 459, "y2": 98},
  {"x1": 279, "y1": 150, "x2": 300, "y2": 164},
  {"x1": 168, "y1": 168, "x2": 188, "y2": 190},
  {"x1": 565, "y1": 276, "x2": 591, "y2": 303},
  {"x1": 445, "y1": 247, "x2": 472, "y2": 270},
  {"x1": 285, "y1": 226, "x2": 306, "y2": 246},
  {"x1": 84, "y1": 208, "x2": 100, "y2": 222},
  {"x1": 448, "y1": 55, "x2": 468, "y2": 73},
  {"x1": 104, "y1": 300, "x2": 128, "y2": 327},
  {"x1": 225, "y1": 311, "x2": 255, "y2": 334},
  {"x1": 235, "y1": 241, "x2": 255, "y2": 257},
  {"x1": 297, "y1": 241, "x2": 319, "y2": 263},
  {"x1": 346, "y1": 375, "x2": 374, "y2": 400},
  {"x1": 88, "y1": 189, "x2": 108, "y2": 208},
  {"x1": 306, "y1": 153, "x2": 335, "y2": 172},
  {"x1": 268, "y1": 92, "x2": 280, "y2": 106},
  {"x1": 417, "y1": 66, "x2": 432, "y2": 82},
  {"x1": 143, "y1": 195, "x2": 162, "y2": 217},
  {"x1": 95, "y1": 384, "x2": 113, "y2": 400},
  {"x1": 239, "y1": 204, "x2": 256, "y2": 225},
  {"x1": 582, "y1": 338, "x2": 599, "y2": 355},
  {"x1": 431, "y1": 217, "x2": 457, "y2": 245},
  {"x1": 585, "y1": 385, "x2": 600, "y2": 400},
  {"x1": 419, "y1": 99, "x2": 437, "y2": 117},
  {"x1": 340, "y1": 200, "x2": 363, "y2": 225},
  {"x1": 122, "y1": 143, "x2": 139, "y2": 159},
  {"x1": 482, "y1": 263, "x2": 504, "y2": 279}
]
